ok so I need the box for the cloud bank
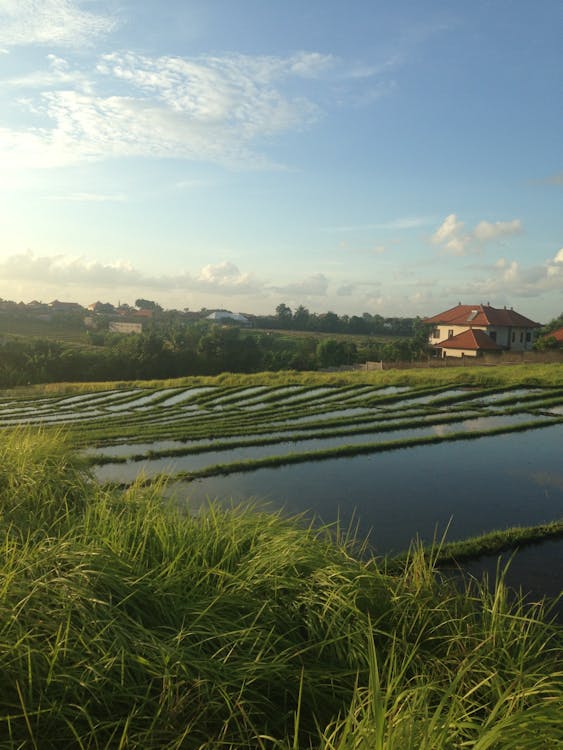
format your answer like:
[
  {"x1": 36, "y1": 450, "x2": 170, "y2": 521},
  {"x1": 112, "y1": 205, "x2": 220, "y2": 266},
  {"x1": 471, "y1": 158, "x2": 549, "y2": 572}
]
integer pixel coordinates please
[
  {"x1": 432, "y1": 214, "x2": 522, "y2": 255},
  {"x1": 0, "y1": 251, "x2": 263, "y2": 297}
]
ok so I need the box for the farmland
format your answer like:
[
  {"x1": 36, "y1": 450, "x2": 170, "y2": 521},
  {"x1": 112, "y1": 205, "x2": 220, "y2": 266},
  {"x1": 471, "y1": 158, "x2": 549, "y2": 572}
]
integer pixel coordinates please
[{"x1": 0, "y1": 364, "x2": 562, "y2": 747}]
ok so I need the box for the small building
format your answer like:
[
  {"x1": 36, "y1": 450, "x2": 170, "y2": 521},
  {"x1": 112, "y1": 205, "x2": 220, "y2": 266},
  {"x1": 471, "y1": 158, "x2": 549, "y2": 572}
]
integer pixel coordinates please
[
  {"x1": 49, "y1": 300, "x2": 84, "y2": 314},
  {"x1": 130, "y1": 308, "x2": 153, "y2": 319},
  {"x1": 206, "y1": 310, "x2": 249, "y2": 325},
  {"x1": 424, "y1": 303, "x2": 541, "y2": 358},
  {"x1": 109, "y1": 321, "x2": 143, "y2": 335}
]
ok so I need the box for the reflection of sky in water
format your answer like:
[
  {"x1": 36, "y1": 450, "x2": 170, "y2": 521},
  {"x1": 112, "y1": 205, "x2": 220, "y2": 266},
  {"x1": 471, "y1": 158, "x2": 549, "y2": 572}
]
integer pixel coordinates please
[
  {"x1": 54, "y1": 390, "x2": 121, "y2": 406},
  {"x1": 158, "y1": 387, "x2": 217, "y2": 406},
  {"x1": 204, "y1": 387, "x2": 269, "y2": 406},
  {"x1": 161, "y1": 425, "x2": 563, "y2": 556},
  {"x1": 470, "y1": 388, "x2": 542, "y2": 405},
  {"x1": 89, "y1": 413, "x2": 547, "y2": 464},
  {"x1": 441, "y1": 538, "x2": 563, "y2": 620},
  {"x1": 431, "y1": 414, "x2": 541, "y2": 436},
  {"x1": 94, "y1": 420, "x2": 562, "y2": 498}
]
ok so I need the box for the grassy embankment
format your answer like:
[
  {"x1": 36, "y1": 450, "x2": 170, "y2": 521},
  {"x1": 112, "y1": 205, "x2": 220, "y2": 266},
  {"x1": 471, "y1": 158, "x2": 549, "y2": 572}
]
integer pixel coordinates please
[
  {"x1": 5, "y1": 360, "x2": 563, "y2": 398},
  {"x1": 0, "y1": 428, "x2": 561, "y2": 749}
]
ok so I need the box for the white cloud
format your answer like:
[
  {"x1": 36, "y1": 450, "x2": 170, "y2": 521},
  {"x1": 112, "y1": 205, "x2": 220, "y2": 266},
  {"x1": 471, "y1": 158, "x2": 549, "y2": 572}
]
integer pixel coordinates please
[
  {"x1": 0, "y1": 251, "x2": 265, "y2": 297},
  {"x1": 0, "y1": 50, "x2": 330, "y2": 170},
  {"x1": 554, "y1": 248, "x2": 563, "y2": 263},
  {"x1": 473, "y1": 219, "x2": 522, "y2": 242},
  {"x1": 336, "y1": 284, "x2": 356, "y2": 296},
  {"x1": 469, "y1": 251, "x2": 563, "y2": 299},
  {"x1": 0, "y1": 0, "x2": 117, "y2": 48},
  {"x1": 431, "y1": 214, "x2": 468, "y2": 255},
  {"x1": 196, "y1": 262, "x2": 259, "y2": 293},
  {"x1": 0, "y1": 54, "x2": 93, "y2": 92},
  {"x1": 432, "y1": 214, "x2": 522, "y2": 256}
]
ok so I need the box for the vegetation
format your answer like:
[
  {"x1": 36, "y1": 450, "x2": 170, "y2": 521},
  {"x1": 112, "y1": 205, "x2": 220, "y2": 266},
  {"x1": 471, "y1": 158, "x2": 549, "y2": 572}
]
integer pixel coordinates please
[
  {"x1": 0, "y1": 323, "x2": 430, "y2": 386},
  {"x1": 0, "y1": 428, "x2": 561, "y2": 749},
  {"x1": 534, "y1": 311, "x2": 563, "y2": 350},
  {"x1": 392, "y1": 520, "x2": 563, "y2": 567},
  {"x1": 3, "y1": 360, "x2": 563, "y2": 399}
]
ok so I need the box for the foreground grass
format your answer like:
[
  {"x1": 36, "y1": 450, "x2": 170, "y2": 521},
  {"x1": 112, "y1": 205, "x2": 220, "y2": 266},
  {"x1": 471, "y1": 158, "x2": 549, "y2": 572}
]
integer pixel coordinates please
[{"x1": 0, "y1": 428, "x2": 561, "y2": 749}]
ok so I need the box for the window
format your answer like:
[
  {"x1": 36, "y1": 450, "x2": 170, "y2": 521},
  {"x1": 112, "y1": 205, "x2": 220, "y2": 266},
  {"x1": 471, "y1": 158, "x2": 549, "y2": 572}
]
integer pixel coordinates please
[
  {"x1": 512, "y1": 331, "x2": 515, "y2": 342},
  {"x1": 526, "y1": 332, "x2": 531, "y2": 342},
  {"x1": 489, "y1": 331, "x2": 497, "y2": 342},
  {"x1": 432, "y1": 328, "x2": 440, "y2": 339},
  {"x1": 520, "y1": 332, "x2": 524, "y2": 343},
  {"x1": 448, "y1": 329, "x2": 454, "y2": 339}
]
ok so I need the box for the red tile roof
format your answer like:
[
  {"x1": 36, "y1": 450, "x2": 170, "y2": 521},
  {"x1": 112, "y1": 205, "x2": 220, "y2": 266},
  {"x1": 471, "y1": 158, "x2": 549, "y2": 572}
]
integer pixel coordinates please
[
  {"x1": 546, "y1": 326, "x2": 563, "y2": 343},
  {"x1": 423, "y1": 304, "x2": 540, "y2": 328},
  {"x1": 435, "y1": 328, "x2": 502, "y2": 351}
]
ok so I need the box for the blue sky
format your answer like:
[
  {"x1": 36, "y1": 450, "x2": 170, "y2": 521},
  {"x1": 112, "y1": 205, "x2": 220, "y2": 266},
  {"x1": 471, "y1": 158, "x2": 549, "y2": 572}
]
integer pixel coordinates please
[{"x1": 0, "y1": 0, "x2": 561, "y2": 320}]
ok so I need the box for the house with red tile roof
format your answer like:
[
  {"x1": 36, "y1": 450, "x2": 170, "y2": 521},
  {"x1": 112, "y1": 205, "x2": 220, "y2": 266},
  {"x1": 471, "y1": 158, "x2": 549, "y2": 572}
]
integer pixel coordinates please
[
  {"x1": 423, "y1": 303, "x2": 541, "y2": 358},
  {"x1": 538, "y1": 326, "x2": 563, "y2": 348}
]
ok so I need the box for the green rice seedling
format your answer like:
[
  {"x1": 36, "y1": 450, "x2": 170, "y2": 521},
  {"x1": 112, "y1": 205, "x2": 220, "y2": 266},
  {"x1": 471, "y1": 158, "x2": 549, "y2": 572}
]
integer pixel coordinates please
[
  {"x1": 120, "y1": 416, "x2": 561, "y2": 488},
  {"x1": 5, "y1": 361, "x2": 562, "y2": 401}
]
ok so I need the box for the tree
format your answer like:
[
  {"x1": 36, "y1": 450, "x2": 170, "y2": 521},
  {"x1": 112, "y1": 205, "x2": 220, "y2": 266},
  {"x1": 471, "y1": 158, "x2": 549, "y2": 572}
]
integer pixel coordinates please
[
  {"x1": 275, "y1": 303, "x2": 293, "y2": 326},
  {"x1": 292, "y1": 305, "x2": 310, "y2": 330},
  {"x1": 135, "y1": 299, "x2": 163, "y2": 312},
  {"x1": 316, "y1": 339, "x2": 356, "y2": 368},
  {"x1": 318, "y1": 311, "x2": 340, "y2": 333}
]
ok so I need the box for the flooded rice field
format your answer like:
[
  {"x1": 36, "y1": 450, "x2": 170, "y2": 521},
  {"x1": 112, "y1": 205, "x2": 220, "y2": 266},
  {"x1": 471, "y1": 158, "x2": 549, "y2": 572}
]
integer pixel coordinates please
[{"x1": 2, "y1": 381, "x2": 562, "y2": 601}]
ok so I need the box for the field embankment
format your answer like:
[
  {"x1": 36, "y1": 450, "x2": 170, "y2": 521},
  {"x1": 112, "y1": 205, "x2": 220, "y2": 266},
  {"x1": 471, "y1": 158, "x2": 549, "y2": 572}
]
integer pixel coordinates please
[
  {"x1": 3, "y1": 360, "x2": 563, "y2": 398},
  {"x1": 0, "y1": 428, "x2": 561, "y2": 749}
]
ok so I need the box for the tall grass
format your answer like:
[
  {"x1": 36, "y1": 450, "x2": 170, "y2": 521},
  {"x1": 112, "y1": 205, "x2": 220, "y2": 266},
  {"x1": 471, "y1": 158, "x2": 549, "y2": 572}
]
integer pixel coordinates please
[
  {"x1": 5, "y1": 361, "x2": 563, "y2": 398},
  {"x1": 0, "y1": 429, "x2": 560, "y2": 748}
]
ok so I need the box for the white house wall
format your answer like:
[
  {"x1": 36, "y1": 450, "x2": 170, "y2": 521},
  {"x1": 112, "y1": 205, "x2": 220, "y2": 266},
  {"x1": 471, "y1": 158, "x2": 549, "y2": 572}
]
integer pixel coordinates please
[{"x1": 429, "y1": 324, "x2": 536, "y2": 351}]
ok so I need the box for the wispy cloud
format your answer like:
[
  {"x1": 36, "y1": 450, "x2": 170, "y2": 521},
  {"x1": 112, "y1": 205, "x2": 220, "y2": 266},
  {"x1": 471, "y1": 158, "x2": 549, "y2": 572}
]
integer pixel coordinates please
[
  {"x1": 270, "y1": 273, "x2": 329, "y2": 296},
  {"x1": 0, "y1": 0, "x2": 117, "y2": 48},
  {"x1": 324, "y1": 216, "x2": 432, "y2": 232},
  {"x1": 432, "y1": 214, "x2": 522, "y2": 256},
  {"x1": 0, "y1": 50, "x2": 336, "y2": 170}
]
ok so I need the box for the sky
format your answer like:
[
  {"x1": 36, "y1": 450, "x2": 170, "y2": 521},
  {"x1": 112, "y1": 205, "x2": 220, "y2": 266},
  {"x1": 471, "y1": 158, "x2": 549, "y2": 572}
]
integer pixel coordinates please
[{"x1": 0, "y1": 0, "x2": 561, "y2": 321}]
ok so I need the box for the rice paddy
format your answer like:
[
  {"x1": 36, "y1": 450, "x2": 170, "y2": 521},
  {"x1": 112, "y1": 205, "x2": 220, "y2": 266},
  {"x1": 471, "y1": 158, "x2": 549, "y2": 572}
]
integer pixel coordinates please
[
  {"x1": 2, "y1": 371, "x2": 562, "y2": 555},
  {"x1": 1, "y1": 366, "x2": 562, "y2": 747},
  {"x1": 0, "y1": 427, "x2": 561, "y2": 749}
]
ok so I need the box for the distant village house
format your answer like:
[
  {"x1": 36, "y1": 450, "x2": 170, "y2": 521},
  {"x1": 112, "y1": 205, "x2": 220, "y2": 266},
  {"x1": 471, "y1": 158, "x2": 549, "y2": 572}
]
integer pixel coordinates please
[{"x1": 424, "y1": 303, "x2": 541, "y2": 358}]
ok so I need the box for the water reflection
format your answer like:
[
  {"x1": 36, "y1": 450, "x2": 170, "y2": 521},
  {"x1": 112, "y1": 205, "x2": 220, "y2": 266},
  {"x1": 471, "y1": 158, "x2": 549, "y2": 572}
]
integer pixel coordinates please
[{"x1": 164, "y1": 426, "x2": 563, "y2": 556}]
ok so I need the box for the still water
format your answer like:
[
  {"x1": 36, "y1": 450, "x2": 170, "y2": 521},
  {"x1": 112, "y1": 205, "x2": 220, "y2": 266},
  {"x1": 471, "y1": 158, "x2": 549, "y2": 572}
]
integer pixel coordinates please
[{"x1": 165, "y1": 425, "x2": 563, "y2": 556}]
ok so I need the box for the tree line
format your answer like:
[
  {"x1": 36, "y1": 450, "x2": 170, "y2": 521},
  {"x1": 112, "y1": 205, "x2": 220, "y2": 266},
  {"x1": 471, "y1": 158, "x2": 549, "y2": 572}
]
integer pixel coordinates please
[
  {"x1": 0, "y1": 322, "x2": 428, "y2": 386},
  {"x1": 254, "y1": 304, "x2": 420, "y2": 336}
]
